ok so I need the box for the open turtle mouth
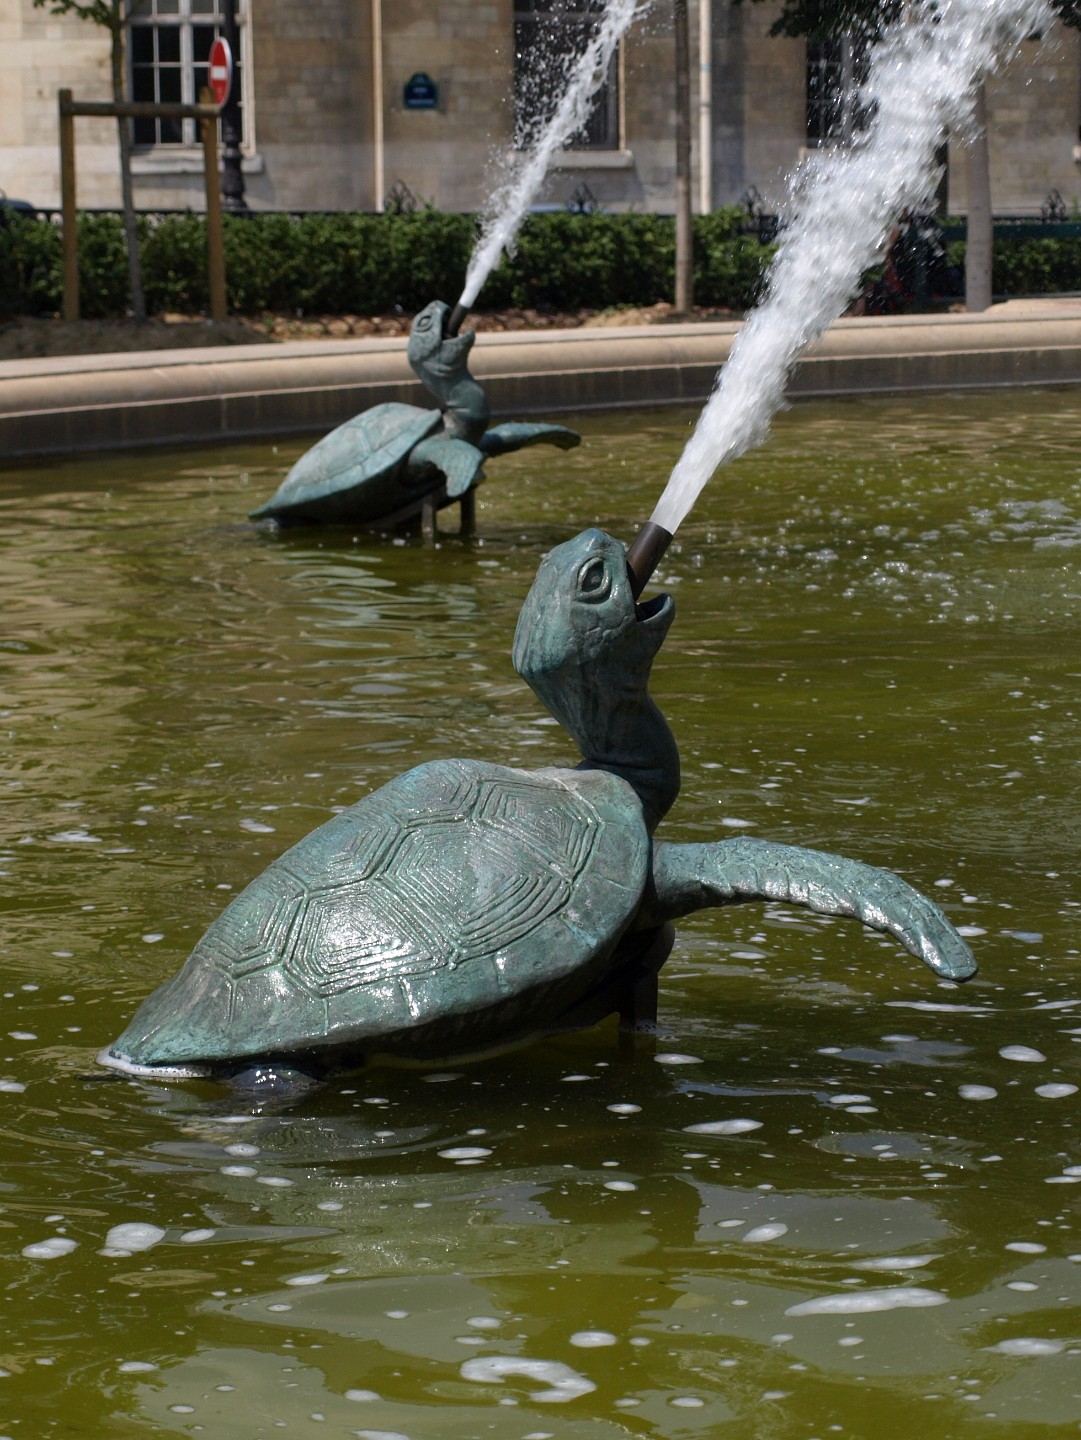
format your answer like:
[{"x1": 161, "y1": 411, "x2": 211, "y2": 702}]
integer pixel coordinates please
[{"x1": 635, "y1": 590, "x2": 672, "y2": 627}]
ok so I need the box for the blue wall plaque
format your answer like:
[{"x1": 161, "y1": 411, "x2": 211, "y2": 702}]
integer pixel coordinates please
[{"x1": 404, "y1": 72, "x2": 438, "y2": 110}]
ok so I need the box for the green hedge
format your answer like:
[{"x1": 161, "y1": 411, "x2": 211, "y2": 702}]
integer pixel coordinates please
[
  {"x1": 8, "y1": 208, "x2": 1081, "y2": 322},
  {"x1": 0, "y1": 207, "x2": 773, "y2": 320}
]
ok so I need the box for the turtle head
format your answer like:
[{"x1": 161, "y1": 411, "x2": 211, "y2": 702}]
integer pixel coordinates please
[
  {"x1": 513, "y1": 528, "x2": 679, "y2": 831},
  {"x1": 407, "y1": 300, "x2": 476, "y2": 386},
  {"x1": 407, "y1": 300, "x2": 489, "y2": 442}
]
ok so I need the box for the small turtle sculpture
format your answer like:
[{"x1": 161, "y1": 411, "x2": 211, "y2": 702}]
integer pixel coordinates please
[
  {"x1": 249, "y1": 299, "x2": 580, "y2": 529},
  {"x1": 105, "y1": 529, "x2": 975, "y2": 1080}
]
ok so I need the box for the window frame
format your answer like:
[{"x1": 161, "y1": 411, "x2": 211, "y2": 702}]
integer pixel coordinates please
[
  {"x1": 805, "y1": 32, "x2": 870, "y2": 150},
  {"x1": 512, "y1": 0, "x2": 622, "y2": 153},
  {"x1": 128, "y1": 0, "x2": 252, "y2": 153}
]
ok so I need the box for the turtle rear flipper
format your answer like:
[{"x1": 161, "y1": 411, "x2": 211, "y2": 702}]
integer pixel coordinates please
[
  {"x1": 409, "y1": 436, "x2": 486, "y2": 498},
  {"x1": 643, "y1": 837, "x2": 977, "y2": 981},
  {"x1": 481, "y1": 423, "x2": 581, "y2": 458}
]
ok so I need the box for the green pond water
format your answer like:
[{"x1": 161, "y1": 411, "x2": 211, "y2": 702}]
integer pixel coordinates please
[{"x1": 1, "y1": 389, "x2": 1079, "y2": 1439}]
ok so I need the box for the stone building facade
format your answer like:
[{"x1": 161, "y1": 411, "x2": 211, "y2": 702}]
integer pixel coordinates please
[{"x1": 1, "y1": 0, "x2": 1079, "y2": 219}]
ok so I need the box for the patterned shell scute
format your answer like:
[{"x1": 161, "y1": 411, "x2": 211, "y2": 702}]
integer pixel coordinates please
[
  {"x1": 250, "y1": 403, "x2": 442, "y2": 521},
  {"x1": 177, "y1": 757, "x2": 650, "y2": 1059}
]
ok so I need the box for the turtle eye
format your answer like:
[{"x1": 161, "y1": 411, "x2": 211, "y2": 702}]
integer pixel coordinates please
[
  {"x1": 577, "y1": 556, "x2": 610, "y2": 601},
  {"x1": 416, "y1": 314, "x2": 432, "y2": 330}
]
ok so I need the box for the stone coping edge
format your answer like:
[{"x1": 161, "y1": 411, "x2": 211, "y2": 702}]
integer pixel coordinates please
[{"x1": 2, "y1": 310, "x2": 1080, "y2": 463}]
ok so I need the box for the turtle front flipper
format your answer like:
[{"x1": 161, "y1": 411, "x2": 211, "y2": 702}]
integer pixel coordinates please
[
  {"x1": 480, "y1": 423, "x2": 581, "y2": 458},
  {"x1": 409, "y1": 436, "x2": 486, "y2": 499},
  {"x1": 642, "y1": 837, "x2": 977, "y2": 981}
]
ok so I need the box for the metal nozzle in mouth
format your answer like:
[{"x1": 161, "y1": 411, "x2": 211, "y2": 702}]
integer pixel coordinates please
[
  {"x1": 446, "y1": 302, "x2": 470, "y2": 337},
  {"x1": 625, "y1": 521, "x2": 674, "y2": 600}
]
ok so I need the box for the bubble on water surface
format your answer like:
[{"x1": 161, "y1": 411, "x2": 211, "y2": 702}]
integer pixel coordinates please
[
  {"x1": 180, "y1": 1229, "x2": 215, "y2": 1244},
  {"x1": 460, "y1": 1356, "x2": 595, "y2": 1402},
  {"x1": 959, "y1": 1084, "x2": 997, "y2": 1100},
  {"x1": 684, "y1": 1119, "x2": 762, "y2": 1136},
  {"x1": 118, "y1": 1361, "x2": 158, "y2": 1373},
  {"x1": 654, "y1": 1054, "x2": 703, "y2": 1065},
  {"x1": 466, "y1": 1316, "x2": 501, "y2": 1330},
  {"x1": 1035, "y1": 1083, "x2": 1077, "y2": 1098},
  {"x1": 22, "y1": 1237, "x2": 77, "y2": 1260},
  {"x1": 0, "y1": 1081, "x2": 26, "y2": 1094},
  {"x1": 744, "y1": 1223, "x2": 788, "y2": 1243},
  {"x1": 604, "y1": 1180, "x2": 636, "y2": 1192},
  {"x1": 1005, "y1": 1242, "x2": 1046, "y2": 1254},
  {"x1": 344, "y1": 1389, "x2": 380, "y2": 1402},
  {"x1": 352, "y1": 1431, "x2": 411, "y2": 1440},
  {"x1": 999, "y1": 1045, "x2": 1046, "y2": 1063},
  {"x1": 239, "y1": 819, "x2": 276, "y2": 834},
  {"x1": 569, "y1": 1331, "x2": 617, "y2": 1347},
  {"x1": 101, "y1": 1223, "x2": 166, "y2": 1256},
  {"x1": 989, "y1": 1338, "x2": 1067, "y2": 1356},
  {"x1": 286, "y1": 1273, "x2": 329, "y2": 1287},
  {"x1": 671, "y1": 1396, "x2": 706, "y2": 1407},
  {"x1": 438, "y1": 1147, "x2": 491, "y2": 1161},
  {"x1": 786, "y1": 1287, "x2": 948, "y2": 1316},
  {"x1": 607, "y1": 1104, "x2": 641, "y2": 1115}
]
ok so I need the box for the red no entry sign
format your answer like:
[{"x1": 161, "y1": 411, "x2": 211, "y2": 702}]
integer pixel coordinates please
[{"x1": 208, "y1": 37, "x2": 233, "y2": 107}]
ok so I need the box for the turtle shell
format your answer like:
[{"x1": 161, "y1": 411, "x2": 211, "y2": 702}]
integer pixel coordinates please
[
  {"x1": 250, "y1": 403, "x2": 442, "y2": 525},
  {"x1": 109, "y1": 758, "x2": 650, "y2": 1069}
]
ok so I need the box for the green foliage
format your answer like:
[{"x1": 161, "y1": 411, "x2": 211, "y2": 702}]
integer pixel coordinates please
[
  {"x1": 0, "y1": 208, "x2": 775, "y2": 321},
  {"x1": 30, "y1": 0, "x2": 120, "y2": 33}
]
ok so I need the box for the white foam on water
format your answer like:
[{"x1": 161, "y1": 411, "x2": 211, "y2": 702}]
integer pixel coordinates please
[
  {"x1": 852, "y1": 1255, "x2": 939, "y2": 1271},
  {"x1": 786, "y1": 1286, "x2": 948, "y2": 1316},
  {"x1": 684, "y1": 1119, "x2": 763, "y2": 1136},
  {"x1": 118, "y1": 1361, "x2": 158, "y2": 1373},
  {"x1": 458, "y1": 0, "x2": 646, "y2": 310},
  {"x1": 180, "y1": 1228, "x2": 216, "y2": 1244},
  {"x1": 285, "y1": 1273, "x2": 329, "y2": 1287},
  {"x1": 1036, "y1": 1083, "x2": 1077, "y2": 1098},
  {"x1": 101, "y1": 1222, "x2": 166, "y2": 1256},
  {"x1": 569, "y1": 1331, "x2": 618, "y2": 1347},
  {"x1": 989, "y1": 1338, "x2": 1068, "y2": 1356},
  {"x1": 604, "y1": 1180, "x2": 637, "y2": 1192},
  {"x1": 607, "y1": 1103, "x2": 641, "y2": 1115},
  {"x1": 438, "y1": 1146, "x2": 492, "y2": 1160},
  {"x1": 460, "y1": 1356, "x2": 596, "y2": 1403},
  {"x1": 1000, "y1": 1045, "x2": 1047, "y2": 1063},
  {"x1": 744, "y1": 1223, "x2": 788, "y2": 1243},
  {"x1": 959, "y1": 1084, "x2": 998, "y2": 1100},
  {"x1": 650, "y1": 0, "x2": 1054, "y2": 535},
  {"x1": 344, "y1": 1389, "x2": 381, "y2": 1402},
  {"x1": 654, "y1": 1053, "x2": 703, "y2": 1065},
  {"x1": 1005, "y1": 1241, "x2": 1046, "y2": 1254},
  {"x1": 22, "y1": 1237, "x2": 77, "y2": 1260}
]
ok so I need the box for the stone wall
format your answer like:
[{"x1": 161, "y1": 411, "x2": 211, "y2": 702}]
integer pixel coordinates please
[{"x1": 0, "y1": 0, "x2": 1079, "y2": 222}]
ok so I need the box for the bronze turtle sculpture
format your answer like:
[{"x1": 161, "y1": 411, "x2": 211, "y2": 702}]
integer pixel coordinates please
[
  {"x1": 249, "y1": 300, "x2": 579, "y2": 528},
  {"x1": 104, "y1": 529, "x2": 975, "y2": 1080}
]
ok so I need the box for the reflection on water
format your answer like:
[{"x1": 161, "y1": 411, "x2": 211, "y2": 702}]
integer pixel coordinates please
[{"x1": 0, "y1": 391, "x2": 1079, "y2": 1438}]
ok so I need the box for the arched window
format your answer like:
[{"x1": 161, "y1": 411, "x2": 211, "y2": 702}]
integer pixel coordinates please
[{"x1": 513, "y1": 0, "x2": 619, "y2": 150}]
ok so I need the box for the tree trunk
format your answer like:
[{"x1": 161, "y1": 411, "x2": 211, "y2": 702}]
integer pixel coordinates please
[
  {"x1": 111, "y1": 0, "x2": 145, "y2": 322},
  {"x1": 964, "y1": 80, "x2": 993, "y2": 313},
  {"x1": 674, "y1": 0, "x2": 693, "y2": 312}
]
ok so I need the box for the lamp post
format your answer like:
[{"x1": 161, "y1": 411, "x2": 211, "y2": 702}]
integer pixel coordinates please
[{"x1": 219, "y1": 0, "x2": 247, "y2": 212}]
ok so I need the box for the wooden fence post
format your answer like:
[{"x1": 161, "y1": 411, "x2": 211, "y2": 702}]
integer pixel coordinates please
[
  {"x1": 199, "y1": 88, "x2": 227, "y2": 322},
  {"x1": 58, "y1": 89, "x2": 79, "y2": 322}
]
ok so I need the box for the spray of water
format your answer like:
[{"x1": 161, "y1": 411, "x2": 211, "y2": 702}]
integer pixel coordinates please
[
  {"x1": 650, "y1": 0, "x2": 1055, "y2": 536},
  {"x1": 458, "y1": 0, "x2": 647, "y2": 314}
]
